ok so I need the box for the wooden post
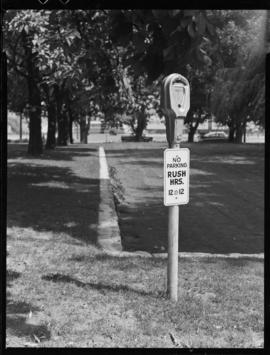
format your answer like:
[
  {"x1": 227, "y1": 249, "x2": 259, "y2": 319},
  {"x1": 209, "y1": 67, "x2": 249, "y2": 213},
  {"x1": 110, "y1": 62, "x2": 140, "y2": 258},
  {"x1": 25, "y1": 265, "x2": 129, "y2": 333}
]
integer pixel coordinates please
[{"x1": 167, "y1": 118, "x2": 183, "y2": 302}]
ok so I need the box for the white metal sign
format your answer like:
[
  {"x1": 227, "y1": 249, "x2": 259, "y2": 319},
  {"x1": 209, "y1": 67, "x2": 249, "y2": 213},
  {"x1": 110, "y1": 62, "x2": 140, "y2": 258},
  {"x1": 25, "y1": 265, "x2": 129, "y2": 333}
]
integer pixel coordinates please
[{"x1": 164, "y1": 148, "x2": 190, "y2": 206}]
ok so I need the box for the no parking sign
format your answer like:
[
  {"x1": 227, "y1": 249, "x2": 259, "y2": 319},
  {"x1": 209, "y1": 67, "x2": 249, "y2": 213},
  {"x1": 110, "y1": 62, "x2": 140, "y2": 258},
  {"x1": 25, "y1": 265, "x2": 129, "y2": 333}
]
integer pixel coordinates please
[{"x1": 164, "y1": 148, "x2": 190, "y2": 206}]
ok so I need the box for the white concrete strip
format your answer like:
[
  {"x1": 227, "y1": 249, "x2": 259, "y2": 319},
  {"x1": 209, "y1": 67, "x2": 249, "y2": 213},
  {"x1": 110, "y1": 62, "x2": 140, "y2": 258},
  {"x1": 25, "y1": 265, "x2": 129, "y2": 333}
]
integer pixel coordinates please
[
  {"x1": 97, "y1": 146, "x2": 122, "y2": 252},
  {"x1": 98, "y1": 220, "x2": 119, "y2": 229},
  {"x1": 104, "y1": 250, "x2": 264, "y2": 260},
  {"x1": 171, "y1": 252, "x2": 263, "y2": 259},
  {"x1": 99, "y1": 146, "x2": 109, "y2": 180}
]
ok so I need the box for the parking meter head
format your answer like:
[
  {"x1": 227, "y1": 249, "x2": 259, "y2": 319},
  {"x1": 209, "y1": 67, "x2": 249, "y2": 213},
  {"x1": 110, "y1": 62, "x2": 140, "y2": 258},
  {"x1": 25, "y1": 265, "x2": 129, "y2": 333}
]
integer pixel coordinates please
[
  {"x1": 160, "y1": 73, "x2": 190, "y2": 117},
  {"x1": 160, "y1": 73, "x2": 190, "y2": 146}
]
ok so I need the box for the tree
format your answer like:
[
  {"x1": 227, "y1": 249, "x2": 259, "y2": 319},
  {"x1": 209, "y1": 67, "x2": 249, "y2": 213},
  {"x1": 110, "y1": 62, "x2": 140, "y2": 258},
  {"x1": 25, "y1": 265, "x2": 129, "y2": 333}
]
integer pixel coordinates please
[
  {"x1": 115, "y1": 72, "x2": 160, "y2": 141},
  {"x1": 35, "y1": 10, "x2": 83, "y2": 147},
  {"x1": 41, "y1": 82, "x2": 57, "y2": 149},
  {"x1": 7, "y1": 71, "x2": 28, "y2": 115},
  {"x1": 59, "y1": 10, "x2": 119, "y2": 143},
  {"x1": 211, "y1": 53, "x2": 265, "y2": 142},
  {"x1": 108, "y1": 10, "x2": 218, "y2": 139},
  {"x1": 210, "y1": 10, "x2": 266, "y2": 142},
  {"x1": 5, "y1": 10, "x2": 92, "y2": 150},
  {"x1": 5, "y1": 9, "x2": 225, "y2": 148},
  {"x1": 184, "y1": 65, "x2": 213, "y2": 142},
  {"x1": 4, "y1": 10, "x2": 50, "y2": 154},
  {"x1": 7, "y1": 71, "x2": 29, "y2": 141}
]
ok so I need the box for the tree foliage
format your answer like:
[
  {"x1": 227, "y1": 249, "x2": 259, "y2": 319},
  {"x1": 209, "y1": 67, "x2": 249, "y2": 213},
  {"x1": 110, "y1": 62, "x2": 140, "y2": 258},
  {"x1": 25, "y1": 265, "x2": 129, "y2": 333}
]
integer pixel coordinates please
[
  {"x1": 210, "y1": 10, "x2": 266, "y2": 142},
  {"x1": 4, "y1": 9, "x2": 267, "y2": 152},
  {"x1": 4, "y1": 10, "x2": 50, "y2": 154},
  {"x1": 7, "y1": 71, "x2": 28, "y2": 114},
  {"x1": 109, "y1": 9, "x2": 216, "y2": 81}
]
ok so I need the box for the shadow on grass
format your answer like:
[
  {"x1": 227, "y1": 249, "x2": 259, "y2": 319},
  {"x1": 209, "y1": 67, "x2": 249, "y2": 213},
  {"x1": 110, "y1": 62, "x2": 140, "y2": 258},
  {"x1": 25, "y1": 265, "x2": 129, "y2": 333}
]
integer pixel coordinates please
[
  {"x1": 106, "y1": 144, "x2": 264, "y2": 164},
  {"x1": 6, "y1": 271, "x2": 51, "y2": 342},
  {"x1": 7, "y1": 269, "x2": 21, "y2": 282},
  {"x1": 106, "y1": 145, "x2": 264, "y2": 255},
  {"x1": 68, "y1": 254, "x2": 135, "y2": 263},
  {"x1": 105, "y1": 148, "x2": 163, "y2": 162},
  {"x1": 6, "y1": 316, "x2": 51, "y2": 342},
  {"x1": 7, "y1": 146, "x2": 99, "y2": 245},
  {"x1": 6, "y1": 294, "x2": 51, "y2": 342},
  {"x1": 222, "y1": 257, "x2": 262, "y2": 267},
  {"x1": 42, "y1": 273, "x2": 165, "y2": 298},
  {"x1": 8, "y1": 143, "x2": 97, "y2": 161}
]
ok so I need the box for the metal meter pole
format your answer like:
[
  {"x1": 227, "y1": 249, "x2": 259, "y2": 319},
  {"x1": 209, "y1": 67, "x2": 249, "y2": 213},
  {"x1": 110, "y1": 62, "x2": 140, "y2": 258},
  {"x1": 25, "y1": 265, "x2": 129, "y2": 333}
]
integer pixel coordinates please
[{"x1": 167, "y1": 118, "x2": 183, "y2": 302}]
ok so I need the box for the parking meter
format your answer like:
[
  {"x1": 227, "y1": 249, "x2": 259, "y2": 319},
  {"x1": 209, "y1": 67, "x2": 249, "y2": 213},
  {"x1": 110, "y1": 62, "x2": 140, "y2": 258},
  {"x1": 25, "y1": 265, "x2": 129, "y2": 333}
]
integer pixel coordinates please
[
  {"x1": 161, "y1": 73, "x2": 190, "y2": 301},
  {"x1": 160, "y1": 73, "x2": 190, "y2": 147}
]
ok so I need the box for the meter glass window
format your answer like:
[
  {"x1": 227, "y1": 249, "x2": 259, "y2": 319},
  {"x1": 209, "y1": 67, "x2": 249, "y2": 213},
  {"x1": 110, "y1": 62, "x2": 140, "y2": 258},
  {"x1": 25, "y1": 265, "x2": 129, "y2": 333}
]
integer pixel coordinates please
[{"x1": 172, "y1": 85, "x2": 185, "y2": 108}]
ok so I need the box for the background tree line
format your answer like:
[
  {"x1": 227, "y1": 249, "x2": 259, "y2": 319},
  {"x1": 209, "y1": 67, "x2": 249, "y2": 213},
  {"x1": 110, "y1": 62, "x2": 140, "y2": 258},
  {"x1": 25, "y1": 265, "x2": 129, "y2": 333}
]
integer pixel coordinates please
[{"x1": 3, "y1": 9, "x2": 267, "y2": 155}]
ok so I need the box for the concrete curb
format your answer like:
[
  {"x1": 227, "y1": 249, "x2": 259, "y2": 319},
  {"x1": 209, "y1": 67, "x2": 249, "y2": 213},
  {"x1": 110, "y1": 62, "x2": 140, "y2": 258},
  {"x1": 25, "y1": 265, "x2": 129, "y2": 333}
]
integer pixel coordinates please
[
  {"x1": 103, "y1": 250, "x2": 264, "y2": 260},
  {"x1": 97, "y1": 146, "x2": 122, "y2": 252}
]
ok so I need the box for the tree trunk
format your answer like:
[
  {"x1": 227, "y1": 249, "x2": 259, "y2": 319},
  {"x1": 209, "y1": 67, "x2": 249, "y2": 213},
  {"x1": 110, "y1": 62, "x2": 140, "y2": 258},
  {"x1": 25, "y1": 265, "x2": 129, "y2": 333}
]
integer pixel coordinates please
[
  {"x1": 19, "y1": 112, "x2": 23, "y2": 141},
  {"x1": 228, "y1": 121, "x2": 235, "y2": 142},
  {"x1": 235, "y1": 122, "x2": 243, "y2": 143},
  {"x1": 27, "y1": 81, "x2": 43, "y2": 155},
  {"x1": 69, "y1": 118, "x2": 73, "y2": 144},
  {"x1": 135, "y1": 111, "x2": 147, "y2": 141},
  {"x1": 243, "y1": 121, "x2": 246, "y2": 143},
  {"x1": 45, "y1": 101, "x2": 56, "y2": 149},
  {"x1": 188, "y1": 130, "x2": 194, "y2": 143},
  {"x1": 67, "y1": 104, "x2": 74, "y2": 144},
  {"x1": 23, "y1": 30, "x2": 43, "y2": 155},
  {"x1": 55, "y1": 88, "x2": 68, "y2": 146},
  {"x1": 80, "y1": 116, "x2": 90, "y2": 144},
  {"x1": 188, "y1": 121, "x2": 199, "y2": 143},
  {"x1": 57, "y1": 108, "x2": 68, "y2": 146},
  {"x1": 101, "y1": 120, "x2": 106, "y2": 133}
]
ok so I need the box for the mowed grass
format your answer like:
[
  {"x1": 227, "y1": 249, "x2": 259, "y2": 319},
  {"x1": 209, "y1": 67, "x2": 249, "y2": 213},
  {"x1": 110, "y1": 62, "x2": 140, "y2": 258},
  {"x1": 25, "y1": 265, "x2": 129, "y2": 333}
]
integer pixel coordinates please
[
  {"x1": 7, "y1": 226, "x2": 264, "y2": 348},
  {"x1": 6, "y1": 143, "x2": 264, "y2": 348},
  {"x1": 105, "y1": 142, "x2": 264, "y2": 254},
  {"x1": 7, "y1": 144, "x2": 100, "y2": 245}
]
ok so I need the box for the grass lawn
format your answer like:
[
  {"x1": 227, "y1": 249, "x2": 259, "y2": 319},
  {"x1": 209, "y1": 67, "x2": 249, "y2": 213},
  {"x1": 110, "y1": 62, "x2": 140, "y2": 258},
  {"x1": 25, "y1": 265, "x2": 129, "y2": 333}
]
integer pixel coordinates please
[
  {"x1": 105, "y1": 142, "x2": 264, "y2": 254},
  {"x1": 7, "y1": 144, "x2": 100, "y2": 245},
  {"x1": 7, "y1": 226, "x2": 264, "y2": 348},
  {"x1": 6, "y1": 143, "x2": 264, "y2": 348}
]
